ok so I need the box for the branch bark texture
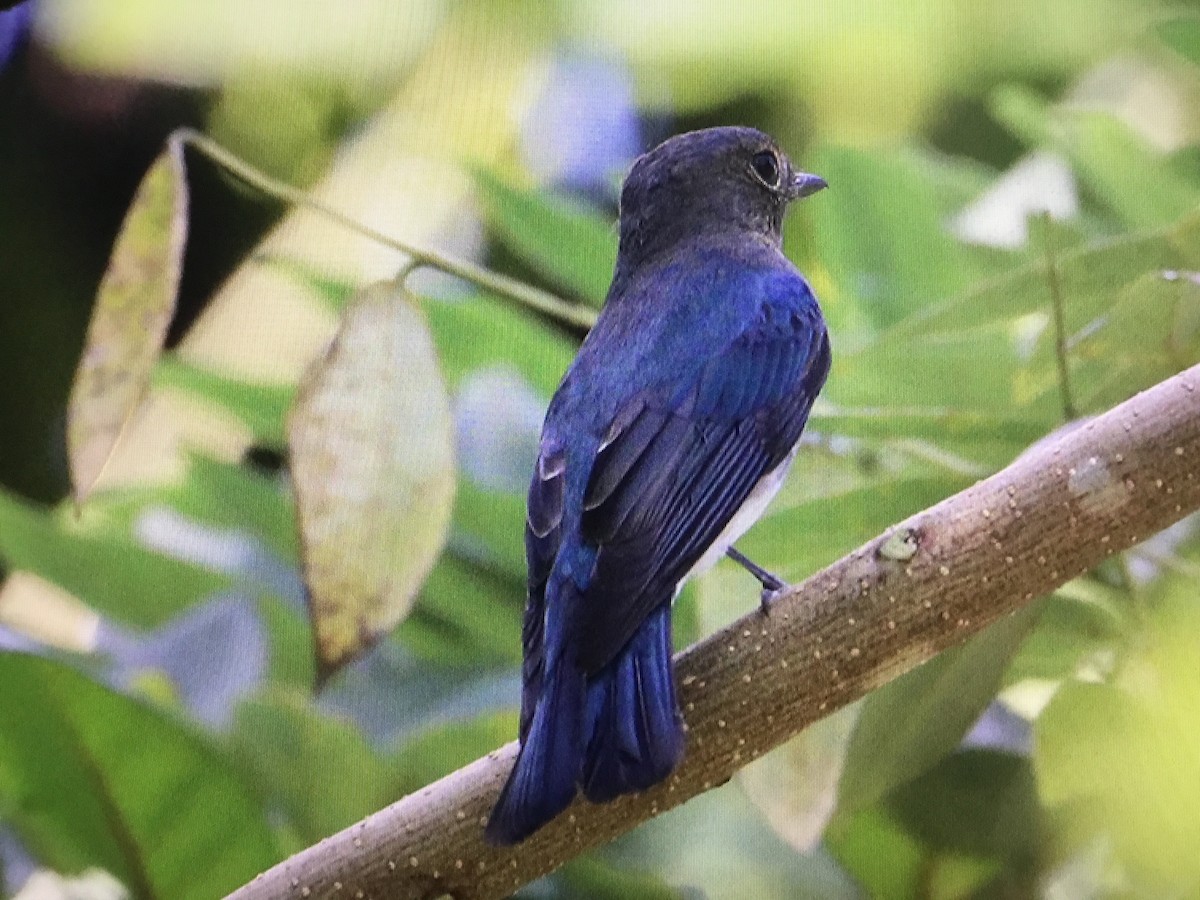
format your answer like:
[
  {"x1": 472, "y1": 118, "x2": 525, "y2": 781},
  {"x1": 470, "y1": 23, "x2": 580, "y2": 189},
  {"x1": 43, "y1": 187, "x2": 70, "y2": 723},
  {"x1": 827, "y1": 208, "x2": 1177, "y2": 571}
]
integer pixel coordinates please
[{"x1": 228, "y1": 364, "x2": 1200, "y2": 900}]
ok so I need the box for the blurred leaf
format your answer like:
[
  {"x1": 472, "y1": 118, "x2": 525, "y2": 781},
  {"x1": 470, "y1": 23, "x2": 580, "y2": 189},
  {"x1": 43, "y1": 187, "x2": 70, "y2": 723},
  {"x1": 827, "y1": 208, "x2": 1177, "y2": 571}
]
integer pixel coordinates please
[
  {"x1": 835, "y1": 320, "x2": 1050, "y2": 414},
  {"x1": 262, "y1": 256, "x2": 356, "y2": 313},
  {"x1": 41, "y1": 0, "x2": 442, "y2": 86},
  {"x1": 1050, "y1": 269, "x2": 1200, "y2": 411},
  {"x1": 993, "y1": 87, "x2": 1200, "y2": 229},
  {"x1": 1034, "y1": 587, "x2": 1200, "y2": 894},
  {"x1": 423, "y1": 293, "x2": 572, "y2": 576},
  {"x1": 451, "y1": 480, "x2": 528, "y2": 579},
  {"x1": 744, "y1": 470, "x2": 969, "y2": 578},
  {"x1": 400, "y1": 554, "x2": 522, "y2": 666},
  {"x1": 839, "y1": 211, "x2": 1200, "y2": 441},
  {"x1": 1158, "y1": 15, "x2": 1200, "y2": 68},
  {"x1": 548, "y1": 858, "x2": 694, "y2": 900},
  {"x1": 475, "y1": 171, "x2": 617, "y2": 305},
  {"x1": 288, "y1": 282, "x2": 456, "y2": 683},
  {"x1": 392, "y1": 710, "x2": 515, "y2": 796},
  {"x1": 737, "y1": 704, "x2": 859, "y2": 853},
  {"x1": 810, "y1": 401, "x2": 1046, "y2": 449},
  {"x1": 422, "y1": 294, "x2": 576, "y2": 395},
  {"x1": 163, "y1": 455, "x2": 297, "y2": 561},
  {"x1": 890, "y1": 212, "x2": 1200, "y2": 338},
  {"x1": 0, "y1": 653, "x2": 277, "y2": 900},
  {"x1": 926, "y1": 855, "x2": 1003, "y2": 900},
  {"x1": 0, "y1": 489, "x2": 227, "y2": 627},
  {"x1": 602, "y1": 780, "x2": 860, "y2": 900},
  {"x1": 574, "y1": 0, "x2": 1131, "y2": 136},
  {"x1": 1003, "y1": 584, "x2": 1126, "y2": 685},
  {"x1": 826, "y1": 807, "x2": 924, "y2": 900},
  {"x1": 256, "y1": 594, "x2": 316, "y2": 689},
  {"x1": 889, "y1": 749, "x2": 1042, "y2": 862},
  {"x1": 838, "y1": 602, "x2": 1041, "y2": 814},
  {"x1": 230, "y1": 693, "x2": 394, "y2": 844},
  {"x1": 66, "y1": 141, "x2": 189, "y2": 505},
  {"x1": 153, "y1": 359, "x2": 293, "y2": 447},
  {"x1": 810, "y1": 145, "x2": 986, "y2": 330},
  {"x1": 208, "y1": 75, "x2": 344, "y2": 188}
]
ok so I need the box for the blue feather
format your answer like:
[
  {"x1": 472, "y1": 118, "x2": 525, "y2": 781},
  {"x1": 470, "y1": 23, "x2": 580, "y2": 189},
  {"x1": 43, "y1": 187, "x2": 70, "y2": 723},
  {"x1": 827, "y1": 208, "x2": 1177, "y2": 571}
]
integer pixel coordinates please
[{"x1": 486, "y1": 126, "x2": 831, "y2": 845}]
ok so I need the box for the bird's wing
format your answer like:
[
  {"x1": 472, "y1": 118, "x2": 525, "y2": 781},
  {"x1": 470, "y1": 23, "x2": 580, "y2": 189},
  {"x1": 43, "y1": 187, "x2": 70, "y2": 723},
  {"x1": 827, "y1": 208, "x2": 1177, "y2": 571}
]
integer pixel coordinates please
[
  {"x1": 575, "y1": 301, "x2": 831, "y2": 673},
  {"x1": 518, "y1": 442, "x2": 565, "y2": 741}
]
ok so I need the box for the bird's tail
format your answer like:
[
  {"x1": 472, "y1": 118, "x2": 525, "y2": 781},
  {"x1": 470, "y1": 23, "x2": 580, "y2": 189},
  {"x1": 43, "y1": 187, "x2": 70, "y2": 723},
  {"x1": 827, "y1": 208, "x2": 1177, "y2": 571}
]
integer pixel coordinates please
[
  {"x1": 485, "y1": 603, "x2": 684, "y2": 845},
  {"x1": 485, "y1": 632, "x2": 586, "y2": 846},
  {"x1": 582, "y1": 604, "x2": 684, "y2": 803}
]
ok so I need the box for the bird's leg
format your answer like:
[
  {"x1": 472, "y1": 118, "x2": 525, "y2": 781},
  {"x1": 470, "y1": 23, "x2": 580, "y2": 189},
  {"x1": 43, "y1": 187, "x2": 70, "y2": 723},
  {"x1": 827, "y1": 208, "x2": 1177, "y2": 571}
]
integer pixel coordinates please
[{"x1": 725, "y1": 547, "x2": 790, "y2": 613}]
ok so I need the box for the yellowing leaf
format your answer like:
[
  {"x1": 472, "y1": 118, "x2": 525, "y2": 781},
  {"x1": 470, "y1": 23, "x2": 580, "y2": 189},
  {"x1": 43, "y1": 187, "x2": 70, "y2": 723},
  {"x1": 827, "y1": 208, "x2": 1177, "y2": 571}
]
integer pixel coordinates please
[
  {"x1": 66, "y1": 139, "x2": 189, "y2": 505},
  {"x1": 288, "y1": 282, "x2": 456, "y2": 683},
  {"x1": 738, "y1": 704, "x2": 860, "y2": 852}
]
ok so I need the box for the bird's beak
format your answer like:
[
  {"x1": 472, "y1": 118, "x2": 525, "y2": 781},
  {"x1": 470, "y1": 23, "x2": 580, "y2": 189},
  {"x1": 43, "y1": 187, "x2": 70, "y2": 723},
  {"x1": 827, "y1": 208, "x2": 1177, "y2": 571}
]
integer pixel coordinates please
[{"x1": 788, "y1": 172, "x2": 828, "y2": 200}]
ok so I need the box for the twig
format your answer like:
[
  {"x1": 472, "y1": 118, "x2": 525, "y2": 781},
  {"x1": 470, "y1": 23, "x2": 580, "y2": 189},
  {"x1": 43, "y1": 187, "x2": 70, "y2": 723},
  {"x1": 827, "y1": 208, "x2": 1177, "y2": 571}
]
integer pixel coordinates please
[
  {"x1": 171, "y1": 129, "x2": 598, "y2": 331},
  {"x1": 226, "y1": 363, "x2": 1200, "y2": 900},
  {"x1": 1039, "y1": 211, "x2": 1078, "y2": 421}
]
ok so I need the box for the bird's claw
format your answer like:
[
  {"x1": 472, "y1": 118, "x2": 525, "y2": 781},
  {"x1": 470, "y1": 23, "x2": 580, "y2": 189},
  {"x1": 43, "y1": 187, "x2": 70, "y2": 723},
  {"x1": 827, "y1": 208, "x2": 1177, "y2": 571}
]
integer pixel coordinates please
[{"x1": 758, "y1": 582, "x2": 791, "y2": 615}]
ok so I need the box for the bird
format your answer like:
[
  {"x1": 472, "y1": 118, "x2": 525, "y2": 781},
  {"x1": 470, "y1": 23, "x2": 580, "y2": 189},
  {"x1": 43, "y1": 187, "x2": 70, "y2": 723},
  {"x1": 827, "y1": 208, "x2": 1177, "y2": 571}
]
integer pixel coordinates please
[{"x1": 485, "y1": 126, "x2": 831, "y2": 845}]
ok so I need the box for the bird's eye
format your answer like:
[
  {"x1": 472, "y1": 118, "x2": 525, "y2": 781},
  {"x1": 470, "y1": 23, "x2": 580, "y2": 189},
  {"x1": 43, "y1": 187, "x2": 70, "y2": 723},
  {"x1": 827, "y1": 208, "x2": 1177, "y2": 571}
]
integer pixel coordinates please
[{"x1": 750, "y1": 150, "x2": 781, "y2": 188}]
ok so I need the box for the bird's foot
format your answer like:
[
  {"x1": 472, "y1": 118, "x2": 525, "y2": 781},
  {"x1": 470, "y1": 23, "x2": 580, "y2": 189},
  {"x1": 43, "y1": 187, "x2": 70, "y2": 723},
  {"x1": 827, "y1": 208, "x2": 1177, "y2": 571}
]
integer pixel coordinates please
[
  {"x1": 758, "y1": 583, "x2": 791, "y2": 613},
  {"x1": 725, "y1": 547, "x2": 791, "y2": 615}
]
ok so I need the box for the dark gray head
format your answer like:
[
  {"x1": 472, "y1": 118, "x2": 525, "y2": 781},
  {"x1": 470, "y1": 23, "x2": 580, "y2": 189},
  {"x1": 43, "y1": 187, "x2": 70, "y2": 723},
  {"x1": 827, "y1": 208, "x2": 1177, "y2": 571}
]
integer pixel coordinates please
[{"x1": 616, "y1": 126, "x2": 826, "y2": 271}]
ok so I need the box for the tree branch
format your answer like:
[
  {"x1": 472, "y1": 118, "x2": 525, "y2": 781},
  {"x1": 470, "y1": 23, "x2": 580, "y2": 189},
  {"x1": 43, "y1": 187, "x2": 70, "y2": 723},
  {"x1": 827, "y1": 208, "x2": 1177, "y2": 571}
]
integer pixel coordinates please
[
  {"x1": 227, "y1": 363, "x2": 1200, "y2": 900},
  {"x1": 173, "y1": 129, "x2": 598, "y2": 331}
]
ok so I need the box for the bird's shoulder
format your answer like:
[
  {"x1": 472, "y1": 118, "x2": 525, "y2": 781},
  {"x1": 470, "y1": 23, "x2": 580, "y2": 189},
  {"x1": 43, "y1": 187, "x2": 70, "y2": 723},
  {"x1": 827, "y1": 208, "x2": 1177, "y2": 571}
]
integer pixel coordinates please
[{"x1": 559, "y1": 242, "x2": 818, "y2": 414}]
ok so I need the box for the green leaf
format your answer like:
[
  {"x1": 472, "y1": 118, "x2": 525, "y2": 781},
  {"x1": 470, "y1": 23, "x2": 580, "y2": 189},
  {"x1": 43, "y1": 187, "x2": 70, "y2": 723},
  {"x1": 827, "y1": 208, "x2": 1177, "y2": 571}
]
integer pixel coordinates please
[
  {"x1": 826, "y1": 807, "x2": 924, "y2": 900},
  {"x1": 400, "y1": 554, "x2": 523, "y2": 665},
  {"x1": 993, "y1": 87, "x2": 1200, "y2": 229},
  {"x1": 551, "y1": 857, "x2": 693, "y2": 900},
  {"x1": 1049, "y1": 269, "x2": 1200, "y2": 412},
  {"x1": 810, "y1": 401, "x2": 1047, "y2": 450},
  {"x1": 67, "y1": 140, "x2": 190, "y2": 505},
  {"x1": 809, "y1": 145, "x2": 987, "y2": 331},
  {"x1": 603, "y1": 779, "x2": 860, "y2": 900},
  {"x1": 450, "y1": 479, "x2": 528, "y2": 579},
  {"x1": 230, "y1": 693, "x2": 395, "y2": 844},
  {"x1": 391, "y1": 711, "x2": 515, "y2": 796},
  {"x1": 153, "y1": 358, "x2": 293, "y2": 447},
  {"x1": 1158, "y1": 15, "x2": 1200, "y2": 68},
  {"x1": 164, "y1": 455, "x2": 298, "y2": 562},
  {"x1": 1034, "y1": 587, "x2": 1200, "y2": 894},
  {"x1": 422, "y1": 293, "x2": 576, "y2": 396},
  {"x1": 0, "y1": 489, "x2": 227, "y2": 628},
  {"x1": 890, "y1": 213, "x2": 1200, "y2": 338},
  {"x1": 256, "y1": 594, "x2": 316, "y2": 689},
  {"x1": 837, "y1": 602, "x2": 1041, "y2": 814},
  {"x1": 888, "y1": 749, "x2": 1042, "y2": 862},
  {"x1": 742, "y1": 470, "x2": 969, "y2": 578},
  {"x1": 1003, "y1": 584, "x2": 1126, "y2": 685},
  {"x1": 423, "y1": 293, "x2": 573, "y2": 576},
  {"x1": 475, "y1": 171, "x2": 617, "y2": 305},
  {"x1": 78, "y1": 454, "x2": 294, "y2": 572},
  {"x1": 288, "y1": 282, "x2": 457, "y2": 682},
  {"x1": 834, "y1": 320, "x2": 1053, "y2": 414},
  {"x1": 0, "y1": 653, "x2": 278, "y2": 899}
]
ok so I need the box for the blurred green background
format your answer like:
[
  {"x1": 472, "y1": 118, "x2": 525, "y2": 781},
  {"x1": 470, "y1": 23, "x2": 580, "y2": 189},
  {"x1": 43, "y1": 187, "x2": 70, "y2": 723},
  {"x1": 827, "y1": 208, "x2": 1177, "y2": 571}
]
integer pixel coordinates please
[{"x1": 1, "y1": 1, "x2": 1200, "y2": 898}]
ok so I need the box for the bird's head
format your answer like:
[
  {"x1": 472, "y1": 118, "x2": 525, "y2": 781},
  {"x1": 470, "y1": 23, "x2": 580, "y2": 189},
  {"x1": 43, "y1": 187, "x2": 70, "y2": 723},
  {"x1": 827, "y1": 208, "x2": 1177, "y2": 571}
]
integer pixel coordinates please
[{"x1": 616, "y1": 126, "x2": 826, "y2": 269}]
